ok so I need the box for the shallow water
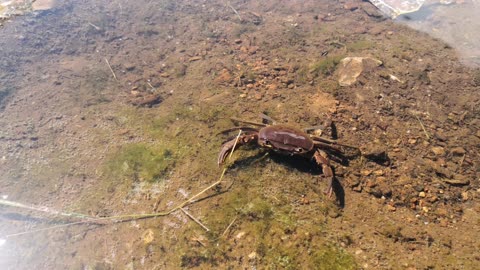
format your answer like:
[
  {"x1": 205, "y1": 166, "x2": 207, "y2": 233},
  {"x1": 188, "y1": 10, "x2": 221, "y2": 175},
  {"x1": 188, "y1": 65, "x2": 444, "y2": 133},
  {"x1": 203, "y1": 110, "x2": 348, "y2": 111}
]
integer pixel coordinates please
[
  {"x1": 397, "y1": 0, "x2": 480, "y2": 67},
  {"x1": 0, "y1": 0, "x2": 479, "y2": 269}
]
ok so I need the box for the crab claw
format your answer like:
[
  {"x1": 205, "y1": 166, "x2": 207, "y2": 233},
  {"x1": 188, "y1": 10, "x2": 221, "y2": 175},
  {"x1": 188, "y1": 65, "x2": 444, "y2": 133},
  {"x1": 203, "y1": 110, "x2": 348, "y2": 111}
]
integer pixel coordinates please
[
  {"x1": 313, "y1": 149, "x2": 334, "y2": 198},
  {"x1": 218, "y1": 139, "x2": 238, "y2": 166},
  {"x1": 218, "y1": 134, "x2": 258, "y2": 166}
]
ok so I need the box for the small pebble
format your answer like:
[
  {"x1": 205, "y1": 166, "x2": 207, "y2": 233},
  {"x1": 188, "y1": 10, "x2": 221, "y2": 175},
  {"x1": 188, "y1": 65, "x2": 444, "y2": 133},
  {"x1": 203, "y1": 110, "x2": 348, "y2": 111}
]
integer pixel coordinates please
[
  {"x1": 386, "y1": 205, "x2": 396, "y2": 211},
  {"x1": 419, "y1": 191, "x2": 426, "y2": 198},
  {"x1": 236, "y1": 231, "x2": 246, "y2": 239},
  {"x1": 451, "y1": 147, "x2": 466, "y2": 156},
  {"x1": 431, "y1": 146, "x2": 446, "y2": 156},
  {"x1": 361, "y1": 169, "x2": 372, "y2": 176},
  {"x1": 142, "y1": 229, "x2": 155, "y2": 245}
]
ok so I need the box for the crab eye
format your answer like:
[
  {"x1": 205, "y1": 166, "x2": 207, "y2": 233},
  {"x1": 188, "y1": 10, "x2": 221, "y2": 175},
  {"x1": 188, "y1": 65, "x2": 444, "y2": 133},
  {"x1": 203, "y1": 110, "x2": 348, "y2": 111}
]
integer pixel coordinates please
[{"x1": 295, "y1": 147, "x2": 304, "y2": 153}]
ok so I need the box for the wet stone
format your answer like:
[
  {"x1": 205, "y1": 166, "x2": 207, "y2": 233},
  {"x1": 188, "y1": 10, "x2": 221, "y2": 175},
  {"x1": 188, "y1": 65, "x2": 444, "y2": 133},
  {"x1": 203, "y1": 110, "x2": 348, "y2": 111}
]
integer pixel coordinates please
[
  {"x1": 443, "y1": 175, "x2": 470, "y2": 186},
  {"x1": 386, "y1": 204, "x2": 396, "y2": 212},
  {"x1": 336, "y1": 57, "x2": 382, "y2": 86},
  {"x1": 254, "y1": 93, "x2": 263, "y2": 100},
  {"x1": 366, "y1": 187, "x2": 383, "y2": 198},
  {"x1": 142, "y1": 229, "x2": 155, "y2": 245},
  {"x1": 348, "y1": 175, "x2": 360, "y2": 187},
  {"x1": 352, "y1": 185, "x2": 363, "y2": 192},
  {"x1": 124, "y1": 63, "x2": 136, "y2": 71},
  {"x1": 450, "y1": 147, "x2": 466, "y2": 156},
  {"x1": 214, "y1": 68, "x2": 233, "y2": 85},
  {"x1": 431, "y1": 146, "x2": 446, "y2": 156}
]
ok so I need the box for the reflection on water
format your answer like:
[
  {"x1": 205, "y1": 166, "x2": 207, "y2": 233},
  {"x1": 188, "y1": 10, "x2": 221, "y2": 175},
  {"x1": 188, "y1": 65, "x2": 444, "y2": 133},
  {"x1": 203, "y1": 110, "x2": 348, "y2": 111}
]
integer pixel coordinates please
[{"x1": 397, "y1": 1, "x2": 480, "y2": 67}]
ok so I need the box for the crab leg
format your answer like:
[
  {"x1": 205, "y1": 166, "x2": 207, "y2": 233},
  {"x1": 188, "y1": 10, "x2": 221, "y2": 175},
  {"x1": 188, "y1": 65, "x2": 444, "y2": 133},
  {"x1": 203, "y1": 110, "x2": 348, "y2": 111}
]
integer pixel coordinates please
[
  {"x1": 313, "y1": 141, "x2": 343, "y2": 153},
  {"x1": 311, "y1": 136, "x2": 358, "y2": 150},
  {"x1": 313, "y1": 149, "x2": 334, "y2": 197},
  {"x1": 218, "y1": 126, "x2": 259, "y2": 134},
  {"x1": 218, "y1": 134, "x2": 258, "y2": 166},
  {"x1": 230, "y1": 117, "x2": 266, "y2": 127}
]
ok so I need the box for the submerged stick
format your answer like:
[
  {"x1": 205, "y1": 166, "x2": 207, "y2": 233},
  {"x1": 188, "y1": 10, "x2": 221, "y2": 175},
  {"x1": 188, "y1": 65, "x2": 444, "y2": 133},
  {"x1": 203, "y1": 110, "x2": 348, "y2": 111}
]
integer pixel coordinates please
[
  {"x1": 227, "y1": 2, "x2": 242, "y2": 21},
  {"x1": 181, "y1": 208, "x2": 210, "y2": 232},
  {"x1": 221, "y1": 216, "x2": 237, "y2": 238},
  {"x1": 414, "y1": 115, "x2": 430, "y2": 140},
  {"x1": 0, "y1": 199, "x2": 94, "y2": 220},
  {"x1": 104, "y1": 57, "x2": 118, "y2": 81}
]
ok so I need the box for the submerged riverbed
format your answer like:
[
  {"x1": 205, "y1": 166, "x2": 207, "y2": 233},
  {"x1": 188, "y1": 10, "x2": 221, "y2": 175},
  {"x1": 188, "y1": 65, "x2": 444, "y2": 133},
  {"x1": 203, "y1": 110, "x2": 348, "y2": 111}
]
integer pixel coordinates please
[{"x1": 0, "y1": 0, "x2": 479, "y2": 269}]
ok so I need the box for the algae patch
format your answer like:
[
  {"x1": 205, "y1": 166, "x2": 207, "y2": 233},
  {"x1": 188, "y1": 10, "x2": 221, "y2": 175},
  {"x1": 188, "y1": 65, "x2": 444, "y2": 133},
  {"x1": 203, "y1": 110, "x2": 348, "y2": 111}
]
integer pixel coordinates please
[
  {"x1": 177, "y1": 166, "x2": 357, "y2": 269},
  {"x1": 105, "y1": 143, "x2": 175, "y2": 183},
  {"x1": 310, "y1": 55, "x2": 344, "y2": 77}
]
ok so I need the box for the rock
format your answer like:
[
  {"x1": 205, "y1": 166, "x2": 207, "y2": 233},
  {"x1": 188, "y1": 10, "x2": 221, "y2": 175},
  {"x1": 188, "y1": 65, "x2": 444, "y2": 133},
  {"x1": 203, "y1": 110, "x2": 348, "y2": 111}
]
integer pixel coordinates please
[
  {"x1": 124, "y1": 63, "x2": 136, "y2": 71},
  {"x1": 408, "y1": 138, "x2": 417, "y2": 144},
  {"x1": 431, "y1": 146, "x2": 446, "y2": 156},
  {"x1": 236, "y1": 231, "x2": 246, "y2": 239},
  {"x1": 337, "y1": 57, "x2": 382, "y2": 86},
  {"x1": 214, "y1": 68, "x2": 233, "y2": 85},
  {"x1": 142, "y1": 229, "x2": 155, "y2": 245},
  {"x1": 254, "y1": 92, "x2": 263, "y2": 100},
  {"x1": 353, "y1": 185, "x2": 363, "y2": 192},
  {"x1": 361, "y1": 169, "x2": 372, "y2": 176},
  {"x1": 419, "y1": 191, "x2": 426, "y2": 198},
  {"x1": 425, "y1": 159, "x2": 453, "y2": 178},
  {"x1": 450, "y1": 147, "x2": 466, "y2": 156},
  {"x1": 362, "y1": 144, "x2": 390, "y2": 165},
  {"x1": 386, "y1": 204, "x2": 396, "y2": 211},
  {"x1": 443, "y1": 175, "x2": 470, "y2": 186},
  {"x1": 343, "y1": 2, "x2": 359, "y2": 11},
  {"x1": 129, "y1": 94, "x2": 163, "y2": 107},
  {"x1": 188, "y1": 56, "x2": 202, "y2": 62},
  {"x1": 32, "y1": 0, "x2": 57, "y2": 11}
]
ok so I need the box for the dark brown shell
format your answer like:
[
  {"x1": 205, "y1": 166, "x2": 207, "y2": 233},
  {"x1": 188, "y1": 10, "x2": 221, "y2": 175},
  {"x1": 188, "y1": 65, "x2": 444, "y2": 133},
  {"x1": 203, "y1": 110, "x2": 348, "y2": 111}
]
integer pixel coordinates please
[{"x1": 258, "y1": 125, "x2": 314, "y2": 153}]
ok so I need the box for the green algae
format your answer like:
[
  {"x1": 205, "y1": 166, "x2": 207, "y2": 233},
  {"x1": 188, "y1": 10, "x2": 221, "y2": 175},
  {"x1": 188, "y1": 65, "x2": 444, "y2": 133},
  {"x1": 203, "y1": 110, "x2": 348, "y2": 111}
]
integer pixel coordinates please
[
  {"x1": 104, "y1": 143, "x2": 175, "y2": 183},
  {"x1": 176, "y1": 163, "x2": 357, "y2": 269},
  {"x1": 347, "y1": 39, "x2": 375, "y2": 52},
  {"x1": 311, "y1": 244, "x2": 357, "y2": 270},
  {"x1": 310, "y1": 55, "x2": 344, "y2": 77}
]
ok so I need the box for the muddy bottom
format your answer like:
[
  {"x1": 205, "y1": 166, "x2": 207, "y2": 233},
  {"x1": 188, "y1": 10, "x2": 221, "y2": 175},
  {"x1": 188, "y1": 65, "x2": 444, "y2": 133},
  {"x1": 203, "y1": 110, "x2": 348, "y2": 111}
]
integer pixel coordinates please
[{"x1": 0, "y1": 0, "x2": 479, "y2": 269}]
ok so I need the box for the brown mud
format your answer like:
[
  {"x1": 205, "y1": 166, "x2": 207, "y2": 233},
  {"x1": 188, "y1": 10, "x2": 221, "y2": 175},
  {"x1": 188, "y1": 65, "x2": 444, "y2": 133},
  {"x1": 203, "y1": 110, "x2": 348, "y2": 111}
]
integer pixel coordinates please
[{"x1": 0, "y1": 0, "x2": 479, "y2": 269}]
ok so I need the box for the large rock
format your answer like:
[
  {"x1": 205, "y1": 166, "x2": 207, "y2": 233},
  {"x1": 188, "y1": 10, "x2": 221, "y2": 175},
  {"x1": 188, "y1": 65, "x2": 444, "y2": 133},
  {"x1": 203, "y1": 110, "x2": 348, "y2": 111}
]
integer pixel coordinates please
[{"x1": 337, "y1": 57, "x2": 382, "y2": 86}]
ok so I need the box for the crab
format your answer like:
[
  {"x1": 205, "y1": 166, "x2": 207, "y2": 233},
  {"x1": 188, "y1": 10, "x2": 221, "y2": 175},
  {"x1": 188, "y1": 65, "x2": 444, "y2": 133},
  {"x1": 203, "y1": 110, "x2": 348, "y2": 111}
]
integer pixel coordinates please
[{"x1": 218, "y1": 116, "x2": 351, "y2": 197}]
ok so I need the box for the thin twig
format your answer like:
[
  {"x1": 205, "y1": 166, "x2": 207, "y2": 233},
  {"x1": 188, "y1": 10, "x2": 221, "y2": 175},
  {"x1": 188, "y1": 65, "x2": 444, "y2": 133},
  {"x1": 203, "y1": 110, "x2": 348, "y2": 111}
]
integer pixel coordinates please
[
  {"x1": 0, "y1": 199, "x2": 94, "y2": 220},
  {"x1": 180, "y1": 208, "x2": 210, "y2": 232},
  {"x1": 104, "y1": 57, "x2": 118, "y2": 81},
  {"x1": 227, "y1": 2, "x2": 242, "y2": 21},
  {"x1": 88, "y1": 22, "x2": 101, "y2": 31},
  {"x1": 414, "y1": 115, "x2": 430, "y2": 140},
  {"x1": 221, "y1": 216, "x2": 237, "y2": 238}
]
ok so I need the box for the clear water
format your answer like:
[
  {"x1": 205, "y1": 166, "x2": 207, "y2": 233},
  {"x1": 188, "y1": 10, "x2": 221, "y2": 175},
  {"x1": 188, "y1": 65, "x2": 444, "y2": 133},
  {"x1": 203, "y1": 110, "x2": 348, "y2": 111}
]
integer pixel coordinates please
[{"x1": 0, "y1": 0, "x2": 479, "y2": 269}]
